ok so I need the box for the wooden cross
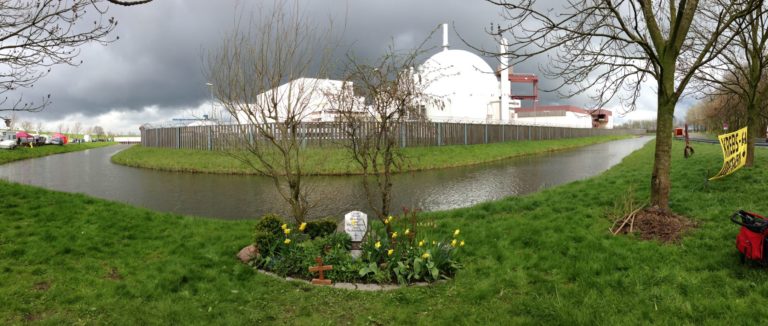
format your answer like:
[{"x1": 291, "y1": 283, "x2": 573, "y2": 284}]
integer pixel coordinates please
[{"x1": 308, "y1": 256, "x2": 333, "y2": 285}]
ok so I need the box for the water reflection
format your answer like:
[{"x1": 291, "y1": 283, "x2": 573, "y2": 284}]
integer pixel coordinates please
[{"x1": 0, "y1": 136, "x2": 652, "y2": 220}]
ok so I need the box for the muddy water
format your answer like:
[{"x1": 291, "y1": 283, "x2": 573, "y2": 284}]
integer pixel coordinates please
[{"x1": 0, "y1": 136, "x2": 652, "y2": 219}]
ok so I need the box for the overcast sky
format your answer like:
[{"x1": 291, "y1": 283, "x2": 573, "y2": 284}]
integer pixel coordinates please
[{"x1": 6, "y1": 0, "x2": 672, "y2": 135}]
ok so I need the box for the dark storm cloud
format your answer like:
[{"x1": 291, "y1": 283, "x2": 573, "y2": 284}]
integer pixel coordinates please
[{"x1": 10, "y1": 0, "x2": 618, "y2": 123}]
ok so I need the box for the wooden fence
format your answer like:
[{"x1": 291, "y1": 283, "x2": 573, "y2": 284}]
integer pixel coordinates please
[{"x1": 140, "y1": 122, "x2": 646, "y2": 151}]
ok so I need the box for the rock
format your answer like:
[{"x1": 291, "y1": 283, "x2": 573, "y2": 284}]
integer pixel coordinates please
[{"x1": 236, "y1": 245, "x2": 258, "y2": 263}]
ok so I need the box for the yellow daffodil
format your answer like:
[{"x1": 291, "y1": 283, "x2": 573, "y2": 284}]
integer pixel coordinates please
[
  {"x1": 418, "y1": 240, "x2": 425, "y2": 247},
  {"x1": 391, "y1": 232, "x2": 398, "y2": 239},
  {"x1": 284, "y1": 228, "x2": 291, "y2": 235},
  {"x1": 421, "y1": 252, "x2": 430, "y2": 259},
  {"x1": 460, "y1": 240, "x2": 465, "y2": 247},
  {"x1": 299, "y1": 222, "x2": 307, "y2": 231},
  {"x1": 284, "y1": 238, "x2": 291, "y2": 245},
  {"x1": 453, "y1": 229, "x2": 460, "y2": 237},
  {"x1": 451, "y1": 239, "x2": 458, "y2": 247},
  {"x1": 432, "y1": 240, "x2": 437, "y2": 245},
  {"x1": 387, "y1": 215, "x2": 394, "y2": 223},
  {"x1": 404, "y1": 228, "x2": 410, "y2": 235},
  {"x1": 374, "y1": 241, "x2": 381, "y2": 249},
  {"x1": 387, "y1": 249, "x2": 394, "y2": 256},
  {"x1": 281, "y1": 223, "x2": 287, "y2": 230}
]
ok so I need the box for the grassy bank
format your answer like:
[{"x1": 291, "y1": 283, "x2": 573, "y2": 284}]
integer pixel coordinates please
[
  {"x1": 111, "y1": 135, "x2": 630, "y2": 175},
  {"x1": 0, "y1": 142, "x2": 116, "y2": 165},
  {"x1": 3, "y1": 140, "x2": 768, "y2": 324}
]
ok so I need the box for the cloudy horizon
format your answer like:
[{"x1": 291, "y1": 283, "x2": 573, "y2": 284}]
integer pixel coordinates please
[{"x1": 5, "y1": 0, "x2": 668, "y2": 135}]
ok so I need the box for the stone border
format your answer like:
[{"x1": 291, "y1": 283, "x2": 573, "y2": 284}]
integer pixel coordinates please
[{"x1": 254, "y1": 269, "x2": 443, "y2": 291}]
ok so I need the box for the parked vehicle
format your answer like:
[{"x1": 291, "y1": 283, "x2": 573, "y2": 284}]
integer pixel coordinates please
[
  {"x1": 0, "y1": 131, "x2": 16, "y2": 149},
  {"x1": 49, "y1": 137, "x2": 65, "y2": 145},
  {"x1": 51, "y1": 132, "x2": 68, "y2": 145},
  {"x1": 32, "y1": 134, "x2": 47, "y2": 146}
]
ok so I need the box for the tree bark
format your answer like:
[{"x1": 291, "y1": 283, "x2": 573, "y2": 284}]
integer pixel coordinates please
[
  {"x1": 746, "y1": 101, "x2": 759, "y2": 167},
  {"x1": 651, "y1": 72, "x2": 677, "y2": 212}
]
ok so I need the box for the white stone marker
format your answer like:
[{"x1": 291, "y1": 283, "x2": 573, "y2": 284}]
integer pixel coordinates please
[
  {"x1": 344, "y1": 211, "x2": 367, "y2": 258},
  {"x1": 344, "y1": 211, "x2": 368, "y2": 242}
]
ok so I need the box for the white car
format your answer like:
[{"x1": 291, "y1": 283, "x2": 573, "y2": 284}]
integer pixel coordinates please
[{"x1": 0, "y1": 131, "x2": 17, "y2": 149}]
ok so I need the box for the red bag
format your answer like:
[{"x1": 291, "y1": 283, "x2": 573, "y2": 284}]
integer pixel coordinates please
[
  {"x1": 732, "y1": 211, "x2": 768, "y2": 263},
  {"x1": 736, "y1": 226, "x2": 765, "y2": 260}
]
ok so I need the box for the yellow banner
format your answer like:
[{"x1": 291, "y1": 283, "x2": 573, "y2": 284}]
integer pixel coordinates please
[{"x1": 710, "y1": 126, "x2": 748, "y2": 180}]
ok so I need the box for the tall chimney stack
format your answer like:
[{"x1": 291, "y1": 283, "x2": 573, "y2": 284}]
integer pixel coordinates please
[
  {"x1": 442, "y1": 23, "x2": 449, "y2": 52},
  {"x1": 499, "y1": 37, "x2": 510, "y2": 122}
]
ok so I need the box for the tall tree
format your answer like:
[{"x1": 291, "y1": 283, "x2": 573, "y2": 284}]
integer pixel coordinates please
[
  {"x1": 206, "y1": 1, "x2": 338, "y2": 223},
  {"x1": 693, "y1": 3, "x2": 768, "y2": 166},
  {"x1": 487, "y1": 0, "x2": 762, "y2": 212}
]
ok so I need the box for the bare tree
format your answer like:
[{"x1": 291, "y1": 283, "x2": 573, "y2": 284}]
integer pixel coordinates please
[
  {"x1": 19, "y1": 120, "x2": 32, "y2": 131},
  {"x1": 693, "y1": 4, "x2": 768, "y2": 166},
  {"x1": 329, "y1": 42, "x2": 442, "y2": 234},
  {"x1": 0, "y1": 0, "x2": 153, "y2": 115},
  {"x1": 206, "y1": 1, "x2": 338, "y2": 223},
  {"x1": 34, "y1": 121, "x2": 42, "y2": 133},
  {"x1": 486, "y1": 0, "x2": 762, "y2": 213},
  {"x1": 92, "y1": 125, "x2": 105, "y2": 138},
  {"x1": 72, "y1": 121, "x2": 83, "y2": 137}
]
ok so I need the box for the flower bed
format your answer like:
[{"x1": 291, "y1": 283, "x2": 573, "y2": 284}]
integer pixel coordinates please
[{"x1": 244, "y1": 211, "x2": 464, "y2": 285}]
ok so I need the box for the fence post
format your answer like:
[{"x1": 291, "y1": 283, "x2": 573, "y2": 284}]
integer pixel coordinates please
[
  {"x1": 484, "y1": 124, "x2": 488, "y2": 144},
  {"x1": 501, "y1": 124, "x2": 505, "y2": 142},
  {"x1": 400, "y1": 122, "x2": 406, "y2": 148},
  {"x1": 154, "y1": 129, "x2": 159, "y2": 147},
  {"x1": 437, "y1": 122, "x2": 442, "y2": 146},
  {"x1": 176, "y1": 127, "x2": 181, "y2": 149},
  {"x1": 208, "y1": 126, "x2": 212, "y2": 151},
  {"x1": 464, "y1": 124, "x2": 468, "y2": 145}
]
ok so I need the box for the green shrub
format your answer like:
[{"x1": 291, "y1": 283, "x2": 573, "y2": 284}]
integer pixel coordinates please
[
  {"x1": 305, "y1": 217, "x2": 338, "y2": 239},
  {"x1": 256, "y1": 213, "x2": 285, "y2": 235},
  {"x1": 253, "y1": 230, "x2": 278, "y2": 256}
]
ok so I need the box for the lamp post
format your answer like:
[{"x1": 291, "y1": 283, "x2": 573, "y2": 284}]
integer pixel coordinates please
[{"x1": 206, "y1": 82, "x2": 214, "y2": 120}]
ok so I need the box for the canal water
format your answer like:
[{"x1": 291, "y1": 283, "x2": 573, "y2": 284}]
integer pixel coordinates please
[{"x1": 0, "y1": 136, "x2": 652, "y2": 220}]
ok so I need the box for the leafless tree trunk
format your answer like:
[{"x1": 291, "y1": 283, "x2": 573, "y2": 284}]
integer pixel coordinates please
[
  {"x1": 328, "y1": 39, "x2": 442, "y2": 234},
  {"x1": 486, "y1": 0, "x2": 762, "y2": 212},
  {"x1": 206, "y1": 1, "x2": 339, "y2": 223},
  {"x1": 0, "y1": 0, "x2": 152, "y2": 115}
]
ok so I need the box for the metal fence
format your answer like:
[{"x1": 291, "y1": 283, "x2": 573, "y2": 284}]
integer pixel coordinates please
[{"x1": 140, "y1": 121, "x2": 646, "y2": 150}]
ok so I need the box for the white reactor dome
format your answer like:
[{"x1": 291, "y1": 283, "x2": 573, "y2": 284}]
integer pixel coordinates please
[{"x1": 419, "y1": 49, "x2": 499, "y2": 122}]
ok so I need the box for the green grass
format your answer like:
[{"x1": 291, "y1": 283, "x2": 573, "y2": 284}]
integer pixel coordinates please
[
  {"x1": 111, "y1": 135, "x2": 630, "y2": 175},
  {"x1": 0, "y1": 142, "x2": 116, "y2": 165},
  {"x1": 3, "y1": 139, "x2": 768, "y2": 324}
]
